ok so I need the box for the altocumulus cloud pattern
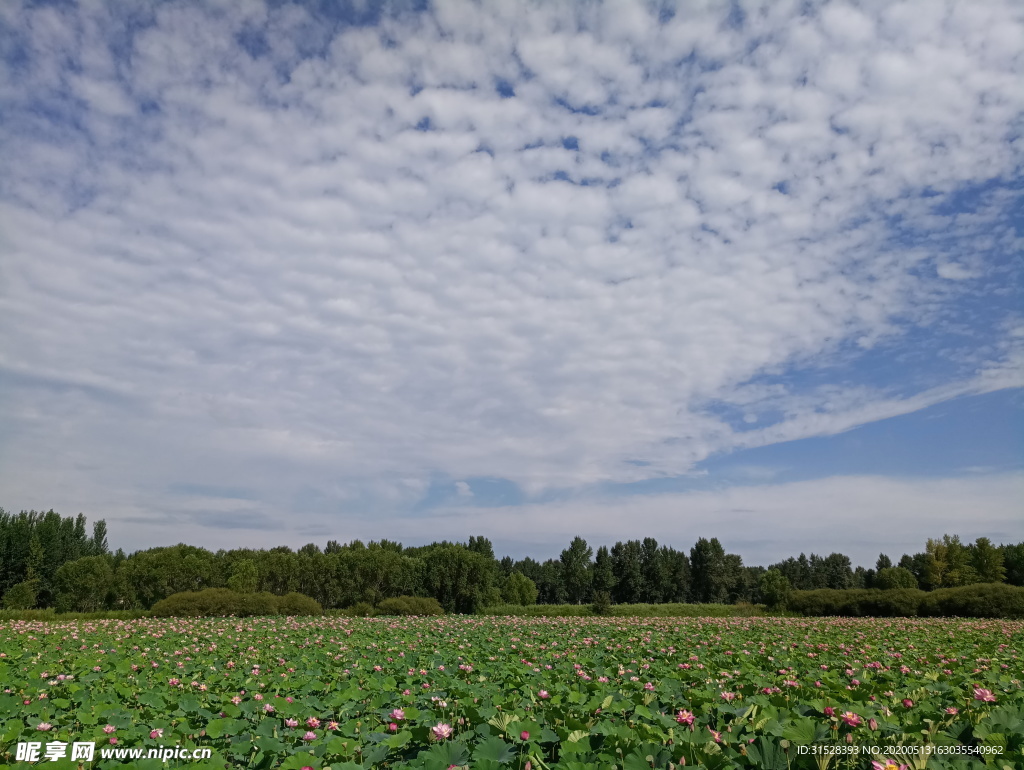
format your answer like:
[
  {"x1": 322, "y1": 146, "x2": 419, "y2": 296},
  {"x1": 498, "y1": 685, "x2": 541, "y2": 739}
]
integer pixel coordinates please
[{"x1": 0, "y1": 1, "x2": 1021, "y2": 558}]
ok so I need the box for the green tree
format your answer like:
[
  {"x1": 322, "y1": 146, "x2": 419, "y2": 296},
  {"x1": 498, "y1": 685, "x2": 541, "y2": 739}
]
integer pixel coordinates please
[
  {"x1": 1001, "y1": 543, "x2": 1024, "y2": 586},
  {"x1": 418, "y1": 544, "x2": 496, "y2": 613},
  {"x1": 971, "y1": 537, "x2": 1005, "y2": 583},
  {"x1": 640, "y1": 538, "x2": 671, "y2": 603},
  {"x1": 90, "y1": 520, "x2": 109, "y2": 557},
  {"x1": 690, "y1": 537, "x2": 728, "y2": 603},
  {"x1": 758, "y1": 569, "x2": 791, "y2": 610},
  {"x1": 227, "y1": 559, "x2": 259, "y2": 593},
  {"x1": 875, "y1": 553, "x2": 893, "y2": 571},
  {"x1": 939, "y1": 535, "x2": 978, "y2": 587},
  {"x1": 466, "y1": 536, "x2": 495, "y2": 560},
  {"x1": 53, "y1": 556, "x2": 114, "y2": 612},
  {"x1": 3, "y1": 578, "x2": 39, "y2": 609},
  {"x1": 591, "y1": 545, "x2": 615, "y2": 597},
  {"x1": 820, "y1": 553, "x2": 853, "y2": 590},
  {"x1": 723, "y1": 552, "x2": 748, "y2": 602},
  {"x1": 536, "y1": 559, "x2": 566, "y2": 604},
  {"x1": 664, "y1": 548, "x2": 691, "y2": 602},
  {"x1": 875, "y1": 566, "x2": 918, "y2": 590},
  {"x1": 560, "y1": 536, "x2": 593, "y2": 604},
  {"x1": 611, "y1": 540, "x2": 644, "y2": 604},
  {"x1": 501, "y1": 571, "x2": 538, "y2": 606}
]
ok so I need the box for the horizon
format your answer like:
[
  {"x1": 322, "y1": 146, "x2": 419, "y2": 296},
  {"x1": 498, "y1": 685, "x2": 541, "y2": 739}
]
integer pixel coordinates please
[{"x1": 1, "y1": 0, "x2": 1022, "y2": 567}]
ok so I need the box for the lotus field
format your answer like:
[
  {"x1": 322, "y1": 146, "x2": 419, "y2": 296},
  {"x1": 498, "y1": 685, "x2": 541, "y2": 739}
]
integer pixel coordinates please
[{"x1": 1, "y1": 616, "x2": 1021, "y2": 769}]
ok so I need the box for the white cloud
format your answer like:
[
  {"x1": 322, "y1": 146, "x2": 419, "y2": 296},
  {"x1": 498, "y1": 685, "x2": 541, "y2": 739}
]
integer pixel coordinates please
[{"x1": 0, "y1": 0, "x2": 1021, "y2": 545}]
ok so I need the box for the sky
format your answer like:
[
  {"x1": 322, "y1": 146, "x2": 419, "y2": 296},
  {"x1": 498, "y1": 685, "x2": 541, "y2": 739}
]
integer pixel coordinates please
[{"x1": 1, "y1": 0, "x2": 1022, "y2": 567}]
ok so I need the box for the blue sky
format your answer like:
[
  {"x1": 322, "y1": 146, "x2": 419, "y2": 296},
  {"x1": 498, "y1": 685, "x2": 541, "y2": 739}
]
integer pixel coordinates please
[{"x1": 0, "y1": 0, "x2": 1021, "y2": 566}]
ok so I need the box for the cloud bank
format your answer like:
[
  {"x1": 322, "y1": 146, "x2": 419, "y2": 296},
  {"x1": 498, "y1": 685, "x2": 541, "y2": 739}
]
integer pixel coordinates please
[{"x1": 0, "y1": 0, "x2": 1021, "y2": 549}]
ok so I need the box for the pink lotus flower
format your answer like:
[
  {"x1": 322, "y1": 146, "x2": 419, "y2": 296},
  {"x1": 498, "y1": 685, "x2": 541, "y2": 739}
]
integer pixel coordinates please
[
  {"x1": 432, "y1": 722, "x2": 453, "y2": 740},
  {"x1": 945, "y1": 707, "x2": 958, "y2": 715},
  {"x1": 108, "y1": 737, "x2": 117, "y2": 745},
  {"x1": 720, "y1": 691, "x2": 735, "y2": 701},
  {"x1": 36, "y1": 722, "x2": 53, "y2": 731},
  {"x1": 302, "y1": 731, "x2": 316, "y2": 742},
  {"x1": 901, "y1": 699, "x2": 913, "y2": 708},
  {"x1": 537, "y1": 690, "x2": 550, "y2": 699},
  {"x1": 389, "y1": 722, "x2": 398, "y2": 732},
  {"x1": 872, "y1": 760, "x2": 909, "y2": 770},
  {"x1": 840, "y1": 712, "x2": 862, "y2": 728},
  {"x1": 520, "y1": 730, "x2": 530, "y2": 741},
  {"x1": 327, "y1": 721, "x2": 339, "y2": 730},
  {"x1": 643, "y1": 682, "x2": 655, "y2": 691},
  {"x1": 263, "y1": 704, "x2": 275, "y2": 713},
  {"x1": 973, "y1": 687, "x2": 996, "y2": 702},
  {"x1": 823, "y1": 707, "x2": 835, "y2": 717},
  {"x1": 150, "y1": 729, "x2": 163, "y2": 739},
  {"x1": 390, "y1": 708, "x2": 405, "y2": 720},
  {"x1": 103, "y1": 725, "x2": 116, "y2": 734},
  {"x1": 285, "y1": 718, "x2": 299, "y2": 728},
  {"x1": 675, "y1": 709, "x2": 695, "y2": 726},
  {"x1": 306, "y1": 717, "x2": 321, "y2": 728}
]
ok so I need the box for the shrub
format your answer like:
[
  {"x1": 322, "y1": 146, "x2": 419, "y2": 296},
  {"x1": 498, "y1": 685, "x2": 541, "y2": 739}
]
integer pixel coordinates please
[
  {"x1": 591, "y1": 590, "x2": 612, "y2": 616},
  {"x1": 0, "y1": 607, "x2": 56, "y2": 621},
  {"x1": 788, "y1": 584, "x2": 1024, "y2": 618},
  {"x1": 349, "y1": 601, "x2": 375, "y2": 617},
  {"x1": 920, "y1": 583, "x2": 1024, "y2": 619},
  {"x1": 151, "y1": 588, "x2": 321, "y2": 617},
  {"x1": 275, "y1": 592, "x2": 323, "y2": 616},
  {"x1": 376, "y1": 593, "x2": 440, "y2": 614},
  {"x1": 3, "y1": 579, "x2": 39, "y2": 610},
  {"x1": 376, "y1": 596, "x2": 444, "y2": 616}
]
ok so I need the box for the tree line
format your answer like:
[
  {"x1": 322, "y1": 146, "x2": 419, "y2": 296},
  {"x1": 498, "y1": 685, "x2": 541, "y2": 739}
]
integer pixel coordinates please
[{"x1": 1, "y1": 507, "x2": 1022, "y2": 613}]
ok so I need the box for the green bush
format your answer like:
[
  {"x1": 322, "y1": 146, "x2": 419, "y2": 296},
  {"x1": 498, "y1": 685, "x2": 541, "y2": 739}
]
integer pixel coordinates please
[
  {"x1": 920, "y1": 583, "x2": 1024, "y2": 619},
  {"x1": 788, "y1": 589, "x2": 921, "y2": 617},
  {"x1": 0, "y1": 607, "x2": 56, "y2": 621},
  {"x1": 151, "y1": 588, "x2": 322, "y2": 617},
  {"x1": 275, "y1": 592, "x2": 323, "y2": 616},
  {"x1": 591, "y1": 590, "x2": 612, "y2": 616},
  {"x1": 349, "y1": 601, "x2": 375, "y2": 617},
  {"x1": 375, "y1": 596, "x2": 444, "y2": 616},
  {"x1": 788, "y1": 584, "x2": 1024, "y2": 618},
  {"x1": 2, "y1": 579, "x2": 40, "y2": 610}
]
